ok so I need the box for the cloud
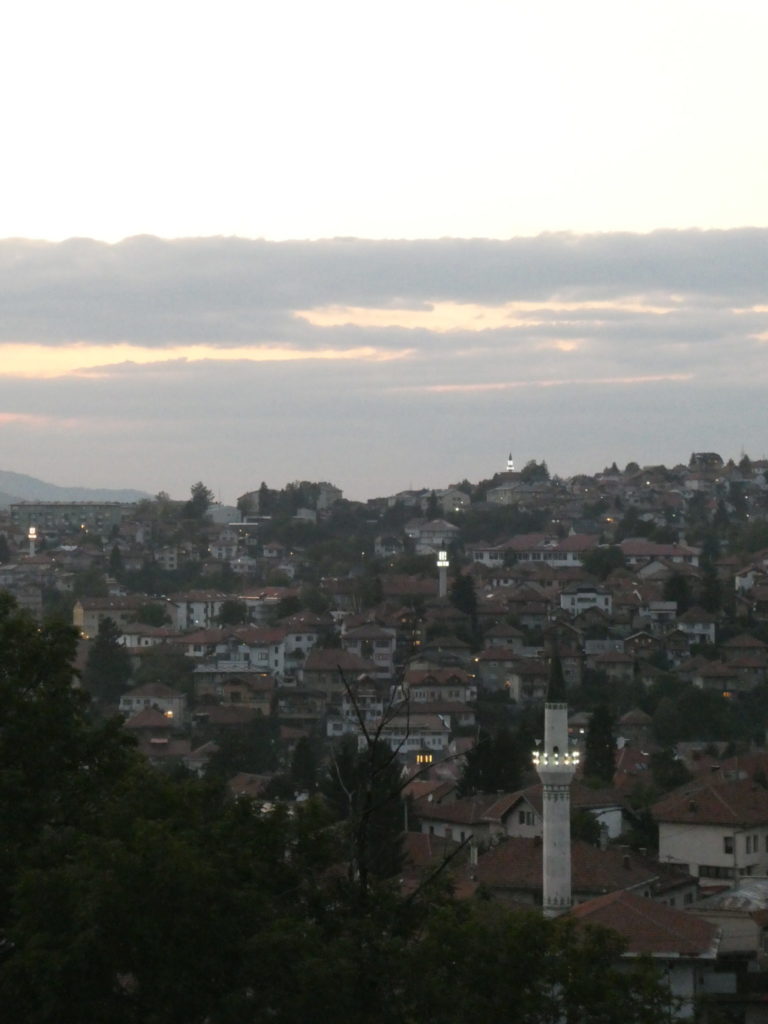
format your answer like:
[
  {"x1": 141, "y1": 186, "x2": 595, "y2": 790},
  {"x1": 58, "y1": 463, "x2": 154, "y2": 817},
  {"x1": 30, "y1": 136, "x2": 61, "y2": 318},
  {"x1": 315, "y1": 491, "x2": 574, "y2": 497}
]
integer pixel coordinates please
[
  {"x1": 0, "y1": 229, "x2": 766, "y2": 500},
  {"x1": 0, "y1": 229, "x2": 765, "y2": 351}
]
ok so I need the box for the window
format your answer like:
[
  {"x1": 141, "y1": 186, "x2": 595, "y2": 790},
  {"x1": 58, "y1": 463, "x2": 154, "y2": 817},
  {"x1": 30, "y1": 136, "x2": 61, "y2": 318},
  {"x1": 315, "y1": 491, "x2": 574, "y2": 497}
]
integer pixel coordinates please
[
  {"x1": 724, "y1": 836, "x2": 734, "y2": 855},
  {"x1": 746, "y1": 836, "x2": 752, "y2": 854},
  {"x1": 700, "y1": 865, "x2": 734, "y2": 879}
]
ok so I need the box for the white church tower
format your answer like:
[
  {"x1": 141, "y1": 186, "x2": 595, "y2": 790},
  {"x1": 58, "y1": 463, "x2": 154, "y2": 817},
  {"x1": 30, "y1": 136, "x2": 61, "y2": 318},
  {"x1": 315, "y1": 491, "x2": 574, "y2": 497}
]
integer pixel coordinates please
[{"x1": 533, "y1": 702, "x2": 579, "y2": 917}]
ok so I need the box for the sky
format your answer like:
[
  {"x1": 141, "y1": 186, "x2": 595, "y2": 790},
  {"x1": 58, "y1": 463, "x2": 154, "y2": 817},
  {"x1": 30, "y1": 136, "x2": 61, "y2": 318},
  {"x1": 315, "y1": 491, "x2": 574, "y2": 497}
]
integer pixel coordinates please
[{"x1": 1, "y1": 0, "x2": 767, "y2": 503}]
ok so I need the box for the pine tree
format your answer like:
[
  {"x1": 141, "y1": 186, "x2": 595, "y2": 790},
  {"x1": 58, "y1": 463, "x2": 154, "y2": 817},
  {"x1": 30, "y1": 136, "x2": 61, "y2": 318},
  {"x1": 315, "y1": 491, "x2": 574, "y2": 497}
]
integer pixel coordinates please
[
  {"x1": 81, "y1": 616, "x2": 132, "y2": 706},
  {"x1": 583, "y1": 704, "x2": 615, "y2": 784}
]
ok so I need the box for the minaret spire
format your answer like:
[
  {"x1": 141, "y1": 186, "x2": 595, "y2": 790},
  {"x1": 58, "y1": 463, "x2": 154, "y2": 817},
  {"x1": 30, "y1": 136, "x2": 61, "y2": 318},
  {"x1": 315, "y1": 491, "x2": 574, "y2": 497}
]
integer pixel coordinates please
[{"x1": 533, "y1": 702, "x2": 578, "y2": 917}]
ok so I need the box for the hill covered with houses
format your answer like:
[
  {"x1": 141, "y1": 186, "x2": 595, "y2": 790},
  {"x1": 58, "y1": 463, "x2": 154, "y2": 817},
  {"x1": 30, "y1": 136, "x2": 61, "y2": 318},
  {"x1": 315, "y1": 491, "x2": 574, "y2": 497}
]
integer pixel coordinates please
[{"x1": 6, "y1": 451, "x2": 768, "y2": 1016}]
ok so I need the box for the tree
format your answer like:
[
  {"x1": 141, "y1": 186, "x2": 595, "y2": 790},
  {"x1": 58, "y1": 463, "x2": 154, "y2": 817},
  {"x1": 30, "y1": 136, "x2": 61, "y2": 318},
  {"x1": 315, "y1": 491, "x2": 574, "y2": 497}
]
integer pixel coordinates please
[
  {"x1": 81, "y1": 616, "x2": 132, "y2": 706},
  {"x1": 449, "y1": 572, "x2": 482, "y2": 648},
  {"x1": 217, "y1": 598, "x2": 248, "y2": 626},
  {"x1": 205, "y1": 715, "x2": 280, "y2": 778},
  {"x1": 184, "y1": 481, "x2": 214, "y2": 520},
  {"x1": 134, "y1": 601, "x2": 171, "y2": 627},
  {"x1": 133, "y1": 644, "x2": 195, "y2": 696},
  {"x1": 650, "y1": 749, "x2": 692, "y2": 793},
  {"x1": 0, "y1": 595, "x2": 137, "y2": 916},
  {"x1": 583, "y1": 704, "x2": 615, "y2": 784},
  {"x1": 459, "y1": 727, "x2": 526, "y2": 795},
  {"x1": 108, "y1": 543, "x2": 124, "y2": 578},
  {"x1": 0, "y1": 599, "x2": 676, "y2": 1024},
  {"x1": 0, "y1": 533, "x2": 11, "y2": 564},
  {"x1": 291, "y1": 736, "x2": 318, "y2": 794},
  {"x1": 663, "y1": 572, "x2": 691, "y2": 613},
  {"x1": 547, "y1": 649, "x2": 567, "y2": 702},
  {"x1": 406, "y1": 902, "x2": 674, "y2": 1024},
  {"x1": 321, "y1": 734, "x2": 405, "y2": 888},
  {"x1": 520, "y1": 458, "x2": 550, "y2": 482},
  {"x1": 581, "y1": 545, "x2": 626, "y2": 580},
  {"x1": 571, "y1": 807, "x2": 602, "y2": 845}
]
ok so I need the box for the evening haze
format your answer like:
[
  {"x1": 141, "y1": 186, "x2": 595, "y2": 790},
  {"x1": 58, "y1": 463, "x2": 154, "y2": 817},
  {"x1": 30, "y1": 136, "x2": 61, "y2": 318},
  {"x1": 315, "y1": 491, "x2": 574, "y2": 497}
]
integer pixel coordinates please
[{"x1": 2, "y1": 1, "x2": 766, "y2": 501}]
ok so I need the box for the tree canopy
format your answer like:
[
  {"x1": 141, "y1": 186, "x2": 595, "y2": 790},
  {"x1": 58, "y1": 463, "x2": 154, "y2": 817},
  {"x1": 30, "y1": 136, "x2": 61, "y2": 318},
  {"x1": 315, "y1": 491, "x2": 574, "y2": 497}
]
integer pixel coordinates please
[{"x1": 0, "y1": 595, "x2": 676, "y2": 1023}]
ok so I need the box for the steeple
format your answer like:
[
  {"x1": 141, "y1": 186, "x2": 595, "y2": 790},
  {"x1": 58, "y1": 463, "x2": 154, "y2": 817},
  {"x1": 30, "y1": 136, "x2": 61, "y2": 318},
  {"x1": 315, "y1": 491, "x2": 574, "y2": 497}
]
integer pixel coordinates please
[{"x1": 506, "y1": 451, "x2": 515, "y2": 472}]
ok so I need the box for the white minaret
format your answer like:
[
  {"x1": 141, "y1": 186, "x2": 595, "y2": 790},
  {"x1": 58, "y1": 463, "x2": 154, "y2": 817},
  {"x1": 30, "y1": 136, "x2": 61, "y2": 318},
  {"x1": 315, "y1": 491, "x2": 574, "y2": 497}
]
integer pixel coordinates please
[
  {"x1": 533, "y1": 702, "x2": 579, "y2": 917},
  {"x1": 437, "y1": 549, "x2": 449, "y2": 599},
  {"x1": 506, "y1": 451, "x2": 515, "y2": 472},
  {"x1": 28, "y1": 525, "x2": 37, "y2": 558}
]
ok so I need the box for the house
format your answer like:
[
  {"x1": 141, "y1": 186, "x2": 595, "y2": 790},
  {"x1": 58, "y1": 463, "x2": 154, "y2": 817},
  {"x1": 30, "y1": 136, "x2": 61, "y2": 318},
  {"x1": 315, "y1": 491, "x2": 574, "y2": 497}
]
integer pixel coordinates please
[
  {"x1": 169, "y1": 590, "x2": 227, "y2": 630},
  {"x1": 326, "y1": 679, "x2": 385, "y2": 740},
  {"x1": 483, "y1": 622, "x2": 525, "y2": 651},
  {"x1": 692, "y1": 877, "x2": 768, "y2": 958},
  {"x1": 569, "y1": 890, "x2": 721, "y2": 1020},
  {"x1": 473, "y1": 647, "x2": 520, "y2": 692},
  {"x1": 177, "y1": 626, "x2": 286, "y2": 679},
  {"x1": 403, "y1": 668, "x2": 476, "y2": 705},
  {"x1": 501, "y1": 532, "x2": 599, "y2": 568},
  {"x1": 300, "y1": 647, "x2": 378, "y2": 704},
  {"x1": 692, "y1": 661, "x2": 741, "y2": 696},
  {"x1": 403, "y1": 518, "x2": 460, "y2": 554},
  {"x1": 676, "y1": 606, "x2": 718, "y2": 646},
  {"x1": 591, "y1": 650, "x2": 635, "y2": 684},
  {"x1": 620, "y1": 539, "x2": 700, "y2": 568},
  {"x1": 279, "y1": 613, "x2": 326, "y2": 666},
  {"x1": 275, "y1": 687, "x2": 326, "y2": 730},
  {"x1": 118, "y1": 682, "x2": 187, "y2": 725},
  {"x1": 413, "y1": 793, "x2": 508, "y2": 845},
  {"x1": 341, "y1": 623, "x2": 397, "y2": 679},
  {"x1": 466, "y1": 541, "x2": 506, "y2": 568},
  {"x1": 722, "y1": 633, "x2": 768, "y2": 665},
  {"x1": 369, "y1": 711, "x2": 451, "y2": 764},
  {"x1": 505, "y1": 659, "x2": 549, "y2": 703},
  {"x1": 214, "y1": 674, "x2": 274, "y2": 715},
  {"x1": 502, "y1": 781, "x2": 629, "y2": 841},
  {"x1": 652, "y1": 778, "x2": 768, "y2": 888},
  {"x1": 73, "y1": 596, "x2": 147, "y2": 637},
  {"x1": 122, "y1": 707, "x2": 191, "y2": 764},
  {"x1": 559, "y1": 582, "x2": 612, "y2": 617}
]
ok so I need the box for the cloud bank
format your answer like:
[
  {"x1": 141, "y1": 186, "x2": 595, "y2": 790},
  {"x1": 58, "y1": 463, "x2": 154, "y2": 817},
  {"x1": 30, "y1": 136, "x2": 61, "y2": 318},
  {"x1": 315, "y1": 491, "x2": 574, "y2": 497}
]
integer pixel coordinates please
[{"x1": 0, "y1": 230, "x2": 766, "y2": 500}]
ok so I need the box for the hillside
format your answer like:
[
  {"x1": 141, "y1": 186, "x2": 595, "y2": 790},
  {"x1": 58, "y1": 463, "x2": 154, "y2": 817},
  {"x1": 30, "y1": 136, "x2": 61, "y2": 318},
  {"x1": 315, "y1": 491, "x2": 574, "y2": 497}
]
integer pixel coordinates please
[{"x1": 0, "y1": 470, "x2": 150, "y2": 507}]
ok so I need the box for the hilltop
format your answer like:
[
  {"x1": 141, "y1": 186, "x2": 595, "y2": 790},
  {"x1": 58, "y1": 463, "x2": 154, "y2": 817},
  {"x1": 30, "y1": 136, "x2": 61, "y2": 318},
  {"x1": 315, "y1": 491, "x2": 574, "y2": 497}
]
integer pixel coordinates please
[{"x1": 0, "y1": 469, "x2": 150, "y2": 507}]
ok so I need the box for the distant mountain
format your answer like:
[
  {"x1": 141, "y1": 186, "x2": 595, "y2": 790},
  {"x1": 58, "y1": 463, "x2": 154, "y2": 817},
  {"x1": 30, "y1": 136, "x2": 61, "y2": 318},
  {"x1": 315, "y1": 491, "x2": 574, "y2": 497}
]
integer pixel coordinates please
[{"x1": 0, "y1": 470, "x2": 151, "y2": 507}]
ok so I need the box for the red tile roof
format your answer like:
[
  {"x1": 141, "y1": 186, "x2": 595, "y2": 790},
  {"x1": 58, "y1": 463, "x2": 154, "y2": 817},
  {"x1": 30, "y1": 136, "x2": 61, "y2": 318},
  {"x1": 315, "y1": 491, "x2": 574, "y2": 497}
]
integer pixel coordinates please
[
  {"x1": 570, "y1": 890, "x2": 719, "y2": 958},
  {"x1": 652, "y1": 777, "x2": 768, "y2": 826}
]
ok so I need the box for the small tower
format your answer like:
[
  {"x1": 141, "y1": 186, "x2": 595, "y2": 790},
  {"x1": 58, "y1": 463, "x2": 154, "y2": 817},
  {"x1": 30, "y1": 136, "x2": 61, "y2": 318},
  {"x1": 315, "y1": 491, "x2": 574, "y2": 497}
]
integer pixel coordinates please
[
  {"x1": 533, "y1": 702, "x2": 579, "y2": 917},
  {"x1": 506, "y1": 451, "x2": 515, "y2": 472},
  {"x1": 28, "y1": 525, "x2": 37, "y2": 558},
  {"x1": 436, "y1": 549, "x2": 449, "y2": 599}
]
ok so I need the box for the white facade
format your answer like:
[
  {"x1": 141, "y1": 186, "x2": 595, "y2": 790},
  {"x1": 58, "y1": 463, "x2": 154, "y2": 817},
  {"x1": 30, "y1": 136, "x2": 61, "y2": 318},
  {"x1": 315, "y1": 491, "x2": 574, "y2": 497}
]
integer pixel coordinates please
[
  {"x1": 559, "y1": 584, "x2": 612, "y2": 616},
  {"x1": 659, "y1": 822, "x2": 768, "y2": 884}
]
